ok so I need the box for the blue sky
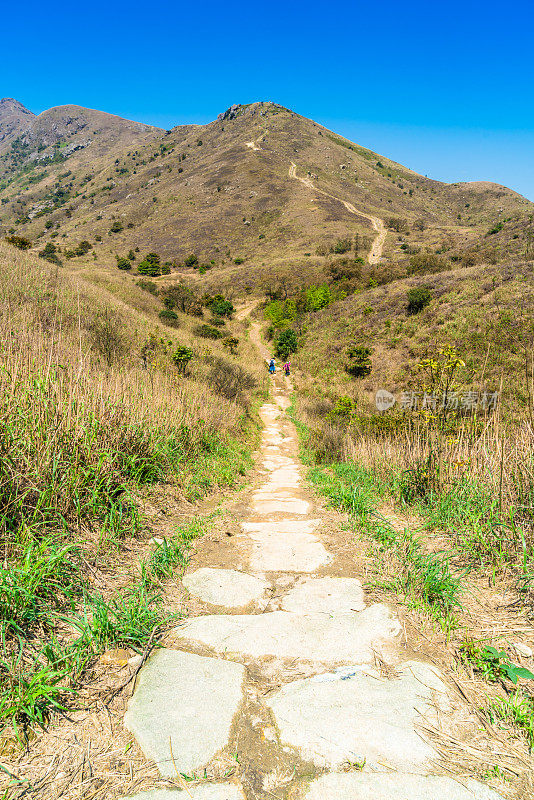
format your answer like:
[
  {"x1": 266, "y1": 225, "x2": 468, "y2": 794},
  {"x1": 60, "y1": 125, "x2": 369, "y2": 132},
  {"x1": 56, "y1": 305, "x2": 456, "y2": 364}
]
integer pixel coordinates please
[{"x1": 4, "y1": 0, "x2": 534, "y2": 198}]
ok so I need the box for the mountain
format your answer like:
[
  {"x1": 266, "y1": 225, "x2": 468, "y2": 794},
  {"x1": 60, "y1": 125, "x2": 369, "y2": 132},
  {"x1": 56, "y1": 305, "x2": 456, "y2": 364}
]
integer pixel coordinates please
[
  {"x1": 0, "y1": 97, "x2": 35, "y2": 143},
  {"x1": 0, "y1": 100, "x2": 532, "y2": 287}
]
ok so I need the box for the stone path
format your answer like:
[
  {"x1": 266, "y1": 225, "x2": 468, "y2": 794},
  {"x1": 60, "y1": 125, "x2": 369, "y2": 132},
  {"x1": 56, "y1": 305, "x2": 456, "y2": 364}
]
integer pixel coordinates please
[{"x1": 122, "y1": 369, "x2": 505, "y2": 799}]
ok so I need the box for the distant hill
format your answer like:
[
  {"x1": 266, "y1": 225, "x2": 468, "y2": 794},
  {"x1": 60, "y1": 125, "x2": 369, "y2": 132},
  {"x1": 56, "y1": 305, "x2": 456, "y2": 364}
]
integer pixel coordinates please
[{"x1": 1, "y1": 99, "x2": 533, "y2": 284}]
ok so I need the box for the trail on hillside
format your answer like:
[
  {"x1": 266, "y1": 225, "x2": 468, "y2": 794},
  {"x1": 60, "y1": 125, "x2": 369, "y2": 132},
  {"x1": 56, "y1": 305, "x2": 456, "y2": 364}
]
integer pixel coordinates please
[
  {"x1": 288, "y1": 161, "x2": 387, "y2": 264},
  {"x1": 121, "y1": 314, "x2": 506, "y2": 800}
]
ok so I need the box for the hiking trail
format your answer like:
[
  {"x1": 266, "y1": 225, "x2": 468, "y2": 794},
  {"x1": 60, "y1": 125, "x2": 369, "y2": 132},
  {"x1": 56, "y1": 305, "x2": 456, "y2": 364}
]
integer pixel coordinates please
[
  {"x1": 288, "y1": 162, "x2": 387, "y2": 264},
  {"x1": 121, "y1": 321, "x2": 505, "y2": 800}
]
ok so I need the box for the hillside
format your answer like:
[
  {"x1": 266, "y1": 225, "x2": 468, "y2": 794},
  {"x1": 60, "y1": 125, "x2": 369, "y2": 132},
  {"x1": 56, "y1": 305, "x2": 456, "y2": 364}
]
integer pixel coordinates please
[{"x1": 1, "y1": 100, "x2": 532, "y2": 290}]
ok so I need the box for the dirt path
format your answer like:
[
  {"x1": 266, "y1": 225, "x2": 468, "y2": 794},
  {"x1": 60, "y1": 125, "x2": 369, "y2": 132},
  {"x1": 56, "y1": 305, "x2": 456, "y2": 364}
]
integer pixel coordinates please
[
  {"x1": 288, "y1": 162, "x2": 387, "y2": 264},
  {"x1": 120, "y1": 323, "x2": 505, "y2": 800}
]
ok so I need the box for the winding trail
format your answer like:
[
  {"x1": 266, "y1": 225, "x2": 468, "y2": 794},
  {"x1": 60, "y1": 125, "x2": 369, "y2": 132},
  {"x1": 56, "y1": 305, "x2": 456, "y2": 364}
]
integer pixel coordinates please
[
  {"x1": 289, "y1": 161, "x2": 387, "y2": 264},
  {"x1": 121, "y1": 320, "x2": 504, "y2": 800}
]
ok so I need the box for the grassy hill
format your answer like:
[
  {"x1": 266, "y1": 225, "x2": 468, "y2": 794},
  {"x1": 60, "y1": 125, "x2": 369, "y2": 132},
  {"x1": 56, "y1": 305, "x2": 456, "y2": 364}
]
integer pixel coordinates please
[{"x1": 1, "y1": 100, "x2": 532, "y2": 290}]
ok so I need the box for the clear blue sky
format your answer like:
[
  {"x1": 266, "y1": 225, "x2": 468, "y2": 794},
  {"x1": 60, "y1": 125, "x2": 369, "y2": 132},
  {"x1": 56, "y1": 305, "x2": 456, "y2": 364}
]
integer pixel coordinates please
[{"x1": 4, "y1": 0, "x2": 534, "y2": 199}]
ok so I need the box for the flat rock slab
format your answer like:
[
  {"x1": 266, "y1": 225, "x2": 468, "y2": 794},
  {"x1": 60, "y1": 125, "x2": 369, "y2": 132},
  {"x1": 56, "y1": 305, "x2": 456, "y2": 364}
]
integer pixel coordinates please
[
  {"x1": 300, "y1": 773, "x2": 504, "y2": 800},
  {"x1": 281, "y1": 577, "x2": 366, "y2": 614},
  {"x1": 124, "y1": 649, "x2": 245, "y2": 777},
  {"x1": 250, "y1": 498, "x2": 310, "y2": 515},
  {"x1": 266, "y1": 661, "x2": 449, "y2": 771},
  {"x1": 174, "y1": 605, "x2": 400, "y2": 664},
  {"x1": 183, "y1": 568, "x2": 269, "y2": 609},
  {"x1": 239, "y1": 520, "x2": 329, "y2": 572},
  {"x1": 123, "y1": 785, "x2": 245, "y2": 800}
]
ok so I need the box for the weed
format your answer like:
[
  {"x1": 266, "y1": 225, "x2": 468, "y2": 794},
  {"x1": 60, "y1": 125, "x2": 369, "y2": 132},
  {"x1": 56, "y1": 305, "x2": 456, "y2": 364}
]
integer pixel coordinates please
[
  {"x1": 460, "y1": 640, "x2": 534, "y2": 684},
  {"x1": 486, "y1": 691, "x2": 534, "y2": 749}
]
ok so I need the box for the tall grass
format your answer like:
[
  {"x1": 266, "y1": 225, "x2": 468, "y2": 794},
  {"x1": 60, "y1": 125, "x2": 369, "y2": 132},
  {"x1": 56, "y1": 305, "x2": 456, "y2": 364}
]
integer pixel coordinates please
[
  {"x1": 0, "y1": 243, "x2": 255, "y2": 740},
  {"x1": 299, "y1": 392, "x2": 534, "y2": 570}
]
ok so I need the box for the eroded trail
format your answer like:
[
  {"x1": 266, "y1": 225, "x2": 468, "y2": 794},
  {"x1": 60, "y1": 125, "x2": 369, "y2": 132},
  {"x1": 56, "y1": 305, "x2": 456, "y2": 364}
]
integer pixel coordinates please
[
  {"x1": 288, "y1": 161, "x2": 387, "y2": 264},
  {"x1": 122, "y1": 332, "x2": 505, "y2": 800}
]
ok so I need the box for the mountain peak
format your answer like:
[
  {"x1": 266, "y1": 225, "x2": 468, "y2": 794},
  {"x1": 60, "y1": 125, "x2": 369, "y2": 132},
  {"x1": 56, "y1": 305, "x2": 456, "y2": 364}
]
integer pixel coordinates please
[{"x1": 0, "y1": 97, "x2": 34, "y2": 115}]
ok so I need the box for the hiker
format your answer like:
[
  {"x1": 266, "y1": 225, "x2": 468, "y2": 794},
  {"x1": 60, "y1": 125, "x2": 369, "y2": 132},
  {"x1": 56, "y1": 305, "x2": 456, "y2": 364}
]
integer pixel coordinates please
[
  {"x1": 268, "y1": 358, "x2": 276, "y2": 374},
  {"x1": 283, "y1": 361, "x2": 291, "y2": 376}
]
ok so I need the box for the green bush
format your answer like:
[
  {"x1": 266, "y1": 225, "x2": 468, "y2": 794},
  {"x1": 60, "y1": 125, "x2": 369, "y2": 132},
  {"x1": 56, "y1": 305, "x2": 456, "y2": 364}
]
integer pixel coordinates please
[
  {"x1": 109, "y1": 221, "x2": 123, "y2": 233},
  {"x1": 184, "y1": 254, "x2": 198, "y2": 267},
  {"x1": 5, "y1": 235, "x2": 31, "y2": 250},
  {"x1": 158, "y1": 309, "x2": 179, "y2": 327},
  {"x1": 407, "y1": 285, "x2": 432, "y2": 314},
  {"x1": 223, "y1": 336, "x2": 239, "y2": 354},
  {"x1": 205, "y1": 294, "x2": 234, "y2": 317},
  {"x1": 137, "y1": 279, "x2": 158, "y2": 295},
  {"x1": 346, "y1": 345, "x2": 372, "y2": 377},
  {"x1": 116, "y1": 257, "x2": 132, "y2": 270},
  {"x1": 171, "y1": 346, "x2": 194, "y2": 374},
  {"x1": 332, "y1": 238, "x2": 352, "y2": 254},
  {"x1": 234, "y1": 257, "x2": 244, "y2": 265},
  {"x1": 194, "y1": 324, "x2": 223, "y2": 340},
  {"x1": 275, "y1": 329, "x2": 298, "y2": 359},
  {"x1": 38, "y1": 242, "x2": 61, "y2": 266}
]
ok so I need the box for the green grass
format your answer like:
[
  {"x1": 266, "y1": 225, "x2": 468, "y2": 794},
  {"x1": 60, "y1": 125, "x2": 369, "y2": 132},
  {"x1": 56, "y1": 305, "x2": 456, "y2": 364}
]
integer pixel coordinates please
[
  {"x1": 486, "y1": 691, "x2": 534, "y2": 750},
  {"x1": 0, "y1": 515, "x2": 210, "y2": 742},
  {"x1": 303, "y1": 444, "x2": 463, "y2": 629}
]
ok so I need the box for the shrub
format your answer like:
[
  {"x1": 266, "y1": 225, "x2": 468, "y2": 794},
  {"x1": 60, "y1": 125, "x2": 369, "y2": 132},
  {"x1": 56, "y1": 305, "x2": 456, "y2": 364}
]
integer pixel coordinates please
[
  {"x1": 346, "y1": 345, "x2": 372, "y2": 377},
  {"x1": 184, "y1": 254, "x2": 198, "y2": 267},
  {"x1": 234, "y1": 257, "x2": 244, "y2": 265},
  {"x1": 407, "y1": 286, "x2": 432, "y2": 314},
  {"x1": 171, "y1": 346, "x2": 194, "y2": 374},
  {"x1": 408, "y1": 252, "x2": 448, "y2": 275},
  {"x1": 87, "y1": 310, "x2": 128, "y2": 365},
  {"x1": 331, "y1": 238, "x2": 352, "y2": 254},
  {"x1": 209, "y1": 315, "x2": 226, "y2": 327},
  {"x1": 128, "y1": 249, "x2": 136, "y2": 261},
  {"x1": 137, "y1": 279, "x2": 158, "y2": 295},
  {"x1": 38, "y1": 242, "x2": 61, "y2": 266},
  {"x1": 116, "y1": 257, "x2": 132, "y2": 270},
  {"x1": 223, "y1": 336, "x2": 239, "y2": 354},
  {"x1": 109, "y1": 221, "x2": 123, "y2": 233},
  {"x1": 275, "y1": 329, "x2": 298, "y2": 359},
  {"x1": 158, "y1": 308, "x2": 179, "y2": 327},
  {"x1": 208, "y1": 358, "x2": 256, "y2": 402},
  {"x1": 194, "y1": 324, "x2": 223, "y2": 340},
  {"x1": 138, "y1": 252, "x2": 161, "y2": 277},
  {"x1": 386, "y1": 217, "x2": 409, "y2": 232},
  {"x1": 205, "y1": 294, "x2": 234, "y2": 318},
  {"x1": 487, "y1": 221, "x2": 504, "y2": 235},
  {"x1": 162, "y1": 283, "x2": 198, "y2": 314},
  {"x1": 5, "y1": 235, "x2": 31, "y2": 250}
]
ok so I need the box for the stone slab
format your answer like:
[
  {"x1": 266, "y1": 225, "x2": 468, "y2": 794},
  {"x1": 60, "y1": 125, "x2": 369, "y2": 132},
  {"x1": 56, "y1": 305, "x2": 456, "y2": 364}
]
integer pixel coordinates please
[
  {"x1": 123, "y1": 785, "x2": 245, "y2": 800},
  {"x1": 281, "y1": 577, "x2": 366, "y2": 614},
  {"x1": 124, "y1": 649, "x2": 244, "y2": 777},
  {"x1": 266, "y1": 661, "x2": 449, "y2": 771},
  {"x1": 300, "y1": 773, "x2": 504, "y2": 800},
  {"x1": 183, "y1": 568, "x2": 269, "y2": 609},
  {"x1": 250, "y1": 498, "x2": 310, "y2": 515},
  {"x1": 239, "y1": 520, "x2": 329, "y2": 572},
  {"x1": 174, "y1": 605, "x2": 400, "y2": 664}
]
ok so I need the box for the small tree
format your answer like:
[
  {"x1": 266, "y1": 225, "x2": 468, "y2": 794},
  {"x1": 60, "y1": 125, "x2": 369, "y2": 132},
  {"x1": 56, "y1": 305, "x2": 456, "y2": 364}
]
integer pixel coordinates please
[
  {"x1": 172, "y1": 346, "x2": 194, "y2": 374},
  {"x1": 346, "y1": 345, "x2": 372, "y2": 377},
  {"x1": 407, "y1": 286, "x2": 431, "y2": 314},
  {"x1": 116, "y1": 257, "x2": 132, "y2": 270},
  {"x1": 223, "y1": 336, "x2": 239, "y2": 354},
  {"x1": 275, "y1": 329, "x2": 298, "y2": 359}
]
